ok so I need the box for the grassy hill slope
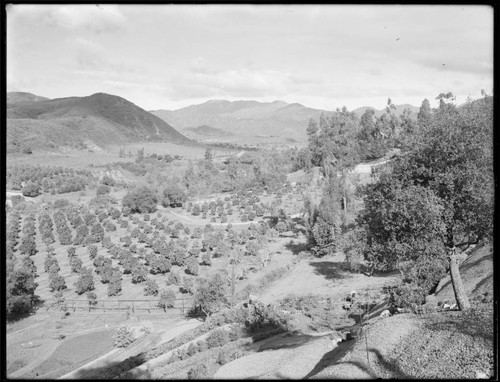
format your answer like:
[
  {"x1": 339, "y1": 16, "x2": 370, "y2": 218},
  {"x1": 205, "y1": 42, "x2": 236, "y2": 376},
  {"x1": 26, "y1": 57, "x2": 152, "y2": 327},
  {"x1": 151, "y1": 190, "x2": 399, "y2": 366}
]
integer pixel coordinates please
[
  {"x1": 7, "y1": 93, "x2": 190, "y2": 153},
  {"x1": 150, "y1": 100, "x2": 331, "y2": 142},
  {"x1": 185, "y1": 124, "x2": 233, "y2": 138},
  {"x1": 7, "y1": 92, "x2": 50, "y2": 103}
]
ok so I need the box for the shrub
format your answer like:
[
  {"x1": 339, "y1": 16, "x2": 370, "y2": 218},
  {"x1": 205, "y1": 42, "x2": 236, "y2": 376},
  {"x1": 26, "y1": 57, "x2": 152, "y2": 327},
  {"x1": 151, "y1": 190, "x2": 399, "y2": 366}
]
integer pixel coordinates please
[
  {"x1": 108, "y1": 278, "x2": 122, "y2": 296},
  {"x1": 19, "y1": 235, "x2": 37, "y2": 256},
  {"x1": 49, "y1": 273, "x2": 67, "y2": 292},
  {"x1": 166, "y1": 271, "x2": 182, "y2": 286},
  {"x1": 122, "y1": 186, "x2": 157, "y2": 214},
  {"x1": 87, "y1": 244, "x2": 98, "y2": 259},
  {"x1": 67, "y1": 246, "x2": 76, "y2": 257},
  {"x1": 96, "y1": 185, "x2": 111, "y2": 196},
  {"x1": 186, "y1": 257, "x2": 199, "y2": 276},
  {"x1": 113, "y1": 326, "x2": 136, "y2": 348},
  {"x1": 74, "y1": 267, "x2": 95, "y2": 295},
  {"x1": 6, "y1": 265, "x2": 38, "y2": 315},
  {"x1": 70, "y1": 256, "x2": 83, "y2": 273},
  {"x1": 87, "y1": 291, "x2": 98, "y2": 306},
  {"x1": 186, "y1": 342, "x2": 198, "y2": 356},
  {"x1": 201, "y1": 252, "x2": 212, "y2": 266},
  {"x1": 158, "y1": 289, "x2": 176, "y2": 310},
  {"x1": 21, "y1": 182, "x2": 41, "y2": 197},
  {"x1": 228, "y1": 324, "x2": 243, "y2": 341},
  {"x1": 206, "y1": 328, "x2": 230, "y2": 349},
  {"x1": 162, "y1": 184, "x2": 187, "y2": 207},
  {"x1": 143, "y1": 278, "x2": 159, "y2": 296},
  {"x1": 187, "y1": 364, "x2": 208, "y2": 380},
  {"x1": 217, "y1": 348, "x2": 231, "y2": 365},
  {"x1": 101, "y1": 175, "x2": 115, "y2": 186}
]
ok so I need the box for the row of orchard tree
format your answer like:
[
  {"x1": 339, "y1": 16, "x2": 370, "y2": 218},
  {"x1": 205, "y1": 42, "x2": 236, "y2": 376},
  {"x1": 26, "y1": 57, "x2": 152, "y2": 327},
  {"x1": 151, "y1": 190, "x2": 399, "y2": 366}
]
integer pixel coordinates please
[{"x1": 303, "y1": 92, "x2": 493, "y2": 310}]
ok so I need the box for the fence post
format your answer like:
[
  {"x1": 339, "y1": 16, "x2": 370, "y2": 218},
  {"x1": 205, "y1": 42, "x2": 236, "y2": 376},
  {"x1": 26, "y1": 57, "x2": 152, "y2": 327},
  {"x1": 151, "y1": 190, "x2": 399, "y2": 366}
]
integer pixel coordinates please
[
  {"x1": 103, "y1": 301, "x2": 105, "y2": 313},
  {"x1": 118, "y1": 300, "x2": 120, "y2": 313},
  {"x1": 132, "y1": 301, "x2": 135, "y2": 313},
  {"x1": 148, "y1": 300, "x2": 151, "y2": 313}
]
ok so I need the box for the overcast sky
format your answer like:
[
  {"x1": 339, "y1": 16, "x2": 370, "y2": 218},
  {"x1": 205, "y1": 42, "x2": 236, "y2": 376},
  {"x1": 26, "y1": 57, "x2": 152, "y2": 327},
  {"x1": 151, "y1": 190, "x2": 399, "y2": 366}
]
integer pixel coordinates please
[{"x1": 6, "y1": 4, "x2": 493, "y2": 111}]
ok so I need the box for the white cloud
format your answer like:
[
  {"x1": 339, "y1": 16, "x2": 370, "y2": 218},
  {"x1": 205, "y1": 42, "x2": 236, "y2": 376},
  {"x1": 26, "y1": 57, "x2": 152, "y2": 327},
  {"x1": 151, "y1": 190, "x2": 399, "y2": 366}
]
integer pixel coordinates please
[{"x1": 7, "y1": 4, "x2": 127, "y2": 33}]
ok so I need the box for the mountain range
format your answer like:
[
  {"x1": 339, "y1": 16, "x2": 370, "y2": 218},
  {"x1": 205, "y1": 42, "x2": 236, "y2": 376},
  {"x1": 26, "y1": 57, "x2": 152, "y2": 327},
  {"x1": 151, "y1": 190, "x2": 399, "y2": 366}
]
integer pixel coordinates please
[
  {"x1": 150, "y1": 100, "x2": 420, "y2": 142},
  {"x1": 6, "y1": 91, "x2": 422, "y2": 153},
  {"x1": 6, "y1": 92, "x2": 190, "y2": 153}
]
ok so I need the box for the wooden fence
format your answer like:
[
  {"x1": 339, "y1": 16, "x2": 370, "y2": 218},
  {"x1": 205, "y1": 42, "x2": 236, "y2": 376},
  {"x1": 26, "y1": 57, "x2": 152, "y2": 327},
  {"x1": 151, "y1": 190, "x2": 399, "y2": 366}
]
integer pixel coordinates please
[
  {"x1": 54, "y1": 295, "x2": 235, "y2": 316},
  {"x1": 55, "y1": 295, "x2": 197, "y2": 315}
]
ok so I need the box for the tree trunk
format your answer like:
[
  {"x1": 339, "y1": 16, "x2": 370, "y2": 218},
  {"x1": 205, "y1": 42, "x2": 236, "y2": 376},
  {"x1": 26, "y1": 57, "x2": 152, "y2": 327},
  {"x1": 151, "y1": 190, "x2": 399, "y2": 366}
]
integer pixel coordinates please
[
  {"x1": 449, "y1": 249, "x2": 471, "y2": 310},
  {"x1": 231, "y1": 261, "x2": 236, "y2": 302}
]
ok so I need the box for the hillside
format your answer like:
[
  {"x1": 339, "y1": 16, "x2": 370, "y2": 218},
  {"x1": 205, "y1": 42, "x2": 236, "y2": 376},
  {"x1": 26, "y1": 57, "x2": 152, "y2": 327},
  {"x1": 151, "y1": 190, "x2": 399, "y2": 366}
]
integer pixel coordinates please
[
  {"x1": 185, "y1": 124, "x2": 233, "y2": 139},
  {"x1": 7, "y1": 93, "x2": 190, "y2": 153},
  {"x1": 7, "y1": 92, "x2": 50, "y2": 103},
  {"x1": 151, "y1": 100, "x2": 420, "y2": 143},
  {"x1": 150, "y1": 100, "x2": 332, "y2": 142},
  {"x1": 214, "y1": 243, "x2": 494, "y2": 379}
]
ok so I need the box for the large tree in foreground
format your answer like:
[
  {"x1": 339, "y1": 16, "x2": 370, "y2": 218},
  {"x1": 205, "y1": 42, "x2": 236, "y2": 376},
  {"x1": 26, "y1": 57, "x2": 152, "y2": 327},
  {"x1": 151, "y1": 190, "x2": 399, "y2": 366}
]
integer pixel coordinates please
[{"x1": 360, "y1": 94, "x2": 493, "y2": 310}]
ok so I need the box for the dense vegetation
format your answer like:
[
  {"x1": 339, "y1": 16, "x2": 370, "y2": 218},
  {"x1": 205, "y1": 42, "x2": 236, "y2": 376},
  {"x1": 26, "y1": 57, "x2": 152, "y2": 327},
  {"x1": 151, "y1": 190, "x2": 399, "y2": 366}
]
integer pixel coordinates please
[
  {"x1": 300, "y1": 93, "x2": 493, "y2": 310},
  {"x1": 7, "y1": 164, "x2": 94, "y2": 195}
]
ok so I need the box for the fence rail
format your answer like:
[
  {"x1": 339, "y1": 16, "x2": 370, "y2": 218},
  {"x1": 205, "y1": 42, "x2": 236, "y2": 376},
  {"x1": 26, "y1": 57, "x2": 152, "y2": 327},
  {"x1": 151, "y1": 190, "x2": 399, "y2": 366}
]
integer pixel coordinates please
[{"x1": 53, "y1": 296, "x2": 198, "y2": 315}]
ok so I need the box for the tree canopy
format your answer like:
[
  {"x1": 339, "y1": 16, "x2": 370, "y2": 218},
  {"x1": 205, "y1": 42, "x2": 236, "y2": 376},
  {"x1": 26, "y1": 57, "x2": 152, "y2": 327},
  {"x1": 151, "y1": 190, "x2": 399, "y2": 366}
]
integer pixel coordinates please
[{"x1": 359, "y1": 94, "x2": 493, "y2": 307}]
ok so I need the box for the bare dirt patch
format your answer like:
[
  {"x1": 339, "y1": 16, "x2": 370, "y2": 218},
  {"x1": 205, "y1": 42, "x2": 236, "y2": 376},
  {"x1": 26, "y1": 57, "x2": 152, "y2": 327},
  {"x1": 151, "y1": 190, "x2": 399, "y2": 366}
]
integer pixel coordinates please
[{"x1": 257, "y1": 252, "x2": 400, "y2": 305}]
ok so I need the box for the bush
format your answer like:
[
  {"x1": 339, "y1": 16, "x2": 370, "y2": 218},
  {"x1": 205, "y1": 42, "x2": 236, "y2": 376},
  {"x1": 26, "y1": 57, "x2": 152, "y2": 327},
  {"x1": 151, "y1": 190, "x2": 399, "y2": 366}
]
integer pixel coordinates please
[
  {"x1": 162, "y1": 184, "x2": 187, "y2": 207},
  {"x1": 186, "y1": 341, "x2": 198, "y2": 356},
  {"x1": 186, "y1": 257, "x2": 199, "y2": 276},
  {"x1": 228, "y1": 324, "x2": 243, "y2": 341},
  {"x1": 158, "y1": 289, "x2": 176, "y2": 310},
  {"x1": 206, "y1": 328, "x2": 230, "y2": 349},
  {"x1": 96, "y1": 185, "x2": 111, "y2": 196},
  {"x1": 143, "y1": 278, "x2": 159, "y2": 296},
  {"x1": 391, "y1": 283, "x2": 428, "y2": 311},
  {"x1": 113, "y1": 325, "x2": 136, "y2": 348},
  {"x1": 166, "y1": 271, "x2": 182, "y2": 286},
  {"x1": 108, "y1": 278, "x2": 122, "y2": 296},
  {"x1": 87, "y1": 244, "x2": 98, "y2": 259},
  {"x1": 217, "y1": 348, "x2": 231, "y2": 365},
  {"x1": 49, "y1": 273, "x2": 67, "y2": 292},
  {"x1": 122, "y1": 186, "x2": 157, "y2": 214},
  {"x1": 70, "y1": 256, "x2": 83, "y2": 273},
  {"x1": 101, "y1": 175, "x2": 115, "y2": 186},
  {"x1": 201, "y1": 252, "x2": 212, "y2": 266},
  {"x1": 187, "y1": 364, "x2": 208, "y2": 380},
  {"x1": 74, "y1": 268, "x2": 95, "y2": 295},
  {"x1": 87, "y1": 291, "x2": 98, "y2": 306},
  {"x1": 21, "y1": 182, "x2": 41, "y2": 197},
  {"x1": 7, "y1": 265, "x2": 38, "y2": 316},
  {"x1": 67, "y1": 246, "x2": 76, "y2": 257}
]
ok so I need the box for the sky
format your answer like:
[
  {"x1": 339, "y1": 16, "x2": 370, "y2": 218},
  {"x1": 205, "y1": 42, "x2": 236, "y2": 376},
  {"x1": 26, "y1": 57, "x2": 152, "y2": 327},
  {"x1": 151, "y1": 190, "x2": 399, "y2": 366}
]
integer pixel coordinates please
[{"x1": 6, "y1": 4, "x2": 493, "y2": 111}]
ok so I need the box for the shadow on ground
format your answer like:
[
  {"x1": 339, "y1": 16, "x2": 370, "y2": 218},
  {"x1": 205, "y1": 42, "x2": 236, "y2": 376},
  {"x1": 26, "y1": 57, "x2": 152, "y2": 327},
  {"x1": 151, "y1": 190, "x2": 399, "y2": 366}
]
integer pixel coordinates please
[
  {"x1": 422, "y1": 306, "x2": 493, "y2": 342},
  {"x1": 304, "y1": 343, "x2": 413, "y2": 379},
  {"x1": 284, "y1": 240, "x2": 310, "y2": 256},
  {"x1": 68, "y1": 356, "x2": 152, "y2": 380},
  {"x1": 309, "y1": 261, "x2": 352, "y2": 281}
]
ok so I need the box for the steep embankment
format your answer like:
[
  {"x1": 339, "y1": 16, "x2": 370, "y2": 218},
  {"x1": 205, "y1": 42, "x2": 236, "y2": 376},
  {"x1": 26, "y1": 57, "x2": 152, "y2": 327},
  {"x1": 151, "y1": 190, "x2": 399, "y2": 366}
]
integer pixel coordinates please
[{"x1": 214, "y1": 243, "x2": 494, "y2": 379}]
